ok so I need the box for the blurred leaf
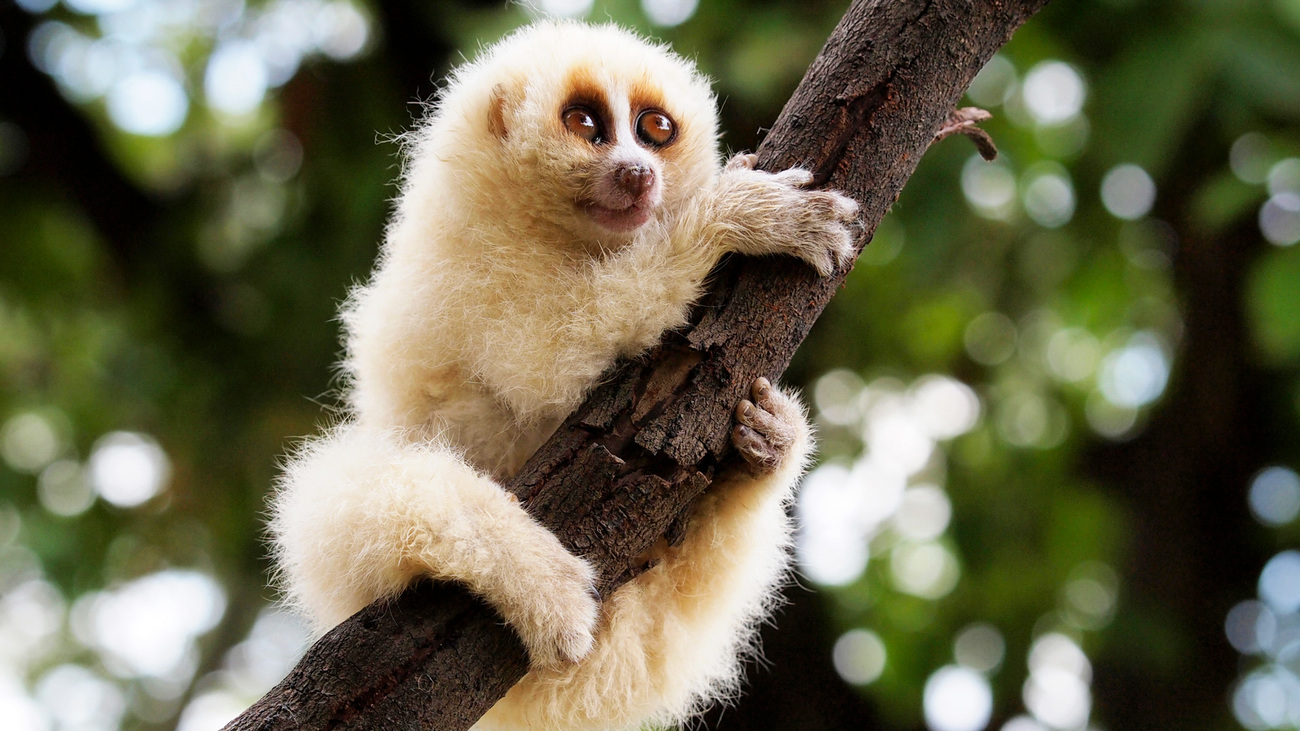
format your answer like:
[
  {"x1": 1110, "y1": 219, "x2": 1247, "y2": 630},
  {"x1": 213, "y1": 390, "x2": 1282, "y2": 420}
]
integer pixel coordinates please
[
  {"x1": 1220, "y1": 25, "x2": 1300, "y2": 118},
  {"x1": 1191, "y1": 172, "x2": 1264, "y2": 233},
  {"x1": 901, "y1": 291, "x2": 981, "y2": 367},
  {"x1": 1247, "y1": 246, "x2": 1300, "y2": 363},
  {"x1": 1091, "y1": 30, "x2": 1212, "y2": 177}
]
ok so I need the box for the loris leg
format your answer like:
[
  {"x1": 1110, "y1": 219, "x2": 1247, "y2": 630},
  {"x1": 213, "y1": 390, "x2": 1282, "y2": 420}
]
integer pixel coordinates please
[
  {"x1": 269, "y1": 424, "x2": 599, "y2": 667},
  {"x1": 481, "y1": 378, "x2": 811, "y2": 730}
]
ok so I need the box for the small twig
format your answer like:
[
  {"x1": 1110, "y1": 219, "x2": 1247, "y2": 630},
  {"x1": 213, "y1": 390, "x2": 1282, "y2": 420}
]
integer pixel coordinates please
[{"x1": 935, "y1": 106, "x2": 997, "y2": 160}]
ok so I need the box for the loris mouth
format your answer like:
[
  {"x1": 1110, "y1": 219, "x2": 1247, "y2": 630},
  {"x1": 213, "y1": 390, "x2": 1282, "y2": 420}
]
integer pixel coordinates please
[{"x1": 581, "y1": 201, "x2": 653, "y2": 232}]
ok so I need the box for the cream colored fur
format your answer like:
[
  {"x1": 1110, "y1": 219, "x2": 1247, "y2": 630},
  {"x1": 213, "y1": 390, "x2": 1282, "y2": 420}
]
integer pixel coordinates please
[{"x1": 269, "y1": 20, "x2": 856, "y2": 731}]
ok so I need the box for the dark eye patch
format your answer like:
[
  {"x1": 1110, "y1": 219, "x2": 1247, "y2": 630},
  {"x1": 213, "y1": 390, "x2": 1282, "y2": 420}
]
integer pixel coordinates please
[
  {"x1": 635, "y1": 110, "x2": 676, "y2": 148},
  {"x1": 563, "y1": 106, "x2": 605, "y2": 144}
]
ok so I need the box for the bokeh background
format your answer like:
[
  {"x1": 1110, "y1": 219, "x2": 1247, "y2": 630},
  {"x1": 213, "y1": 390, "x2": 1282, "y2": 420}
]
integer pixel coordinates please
[{"x1": 2, "y1": 0, "x2": 1300, "y2": 729}]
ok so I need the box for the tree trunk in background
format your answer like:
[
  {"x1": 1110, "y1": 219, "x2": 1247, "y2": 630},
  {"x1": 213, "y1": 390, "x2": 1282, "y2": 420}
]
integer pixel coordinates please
[{"x1": 1088, "y1": 129, "x2": 1275, "y2": 729}]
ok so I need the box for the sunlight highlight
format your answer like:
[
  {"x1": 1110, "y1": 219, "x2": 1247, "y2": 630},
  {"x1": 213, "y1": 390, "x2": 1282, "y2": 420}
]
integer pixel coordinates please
[
  {"x1": 924, "y1": 665, "x2": 993, "y2": 731},
  {"x1": 87, "y1": 432, "x2": 171, "y2": 508}
]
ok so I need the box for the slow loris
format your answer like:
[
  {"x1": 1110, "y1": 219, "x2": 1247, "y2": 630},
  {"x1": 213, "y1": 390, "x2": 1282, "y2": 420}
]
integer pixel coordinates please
[{"x1": 270, "y1": 20, "x2": 858, "y2": 731}]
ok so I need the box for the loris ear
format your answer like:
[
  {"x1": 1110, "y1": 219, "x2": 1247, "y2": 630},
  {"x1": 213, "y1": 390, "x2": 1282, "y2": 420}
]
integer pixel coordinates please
[{"x1": 487, "y1": 82, "x2": 518, "y2": 140}]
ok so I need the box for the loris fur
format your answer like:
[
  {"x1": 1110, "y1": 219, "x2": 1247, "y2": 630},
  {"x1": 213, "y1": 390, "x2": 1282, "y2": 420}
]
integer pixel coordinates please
[{"x1": 269, "y1": 19, "x2": 858, "y2": 731}]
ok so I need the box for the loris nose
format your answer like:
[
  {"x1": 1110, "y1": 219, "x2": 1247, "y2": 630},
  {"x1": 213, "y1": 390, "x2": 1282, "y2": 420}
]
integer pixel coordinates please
[{"x1": 614, "y1": 164, "x2": 655, "y2": 199}]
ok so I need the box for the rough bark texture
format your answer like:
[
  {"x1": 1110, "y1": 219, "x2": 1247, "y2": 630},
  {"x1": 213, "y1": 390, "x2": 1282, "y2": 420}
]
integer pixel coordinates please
[{"x1": 225, "y1": 1, "x2": 1050, "y2": 728}]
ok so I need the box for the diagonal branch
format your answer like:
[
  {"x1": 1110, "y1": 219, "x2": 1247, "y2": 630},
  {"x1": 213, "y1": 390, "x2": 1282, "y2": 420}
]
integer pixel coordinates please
[{"x1": 225, "y1": 0, "x2": 1051, "y2": 728}]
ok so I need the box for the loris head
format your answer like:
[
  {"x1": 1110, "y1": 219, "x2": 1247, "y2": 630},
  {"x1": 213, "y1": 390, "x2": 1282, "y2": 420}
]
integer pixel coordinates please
[{"x1": 409, "y1": 21, "x2": 720, "y2": 250}]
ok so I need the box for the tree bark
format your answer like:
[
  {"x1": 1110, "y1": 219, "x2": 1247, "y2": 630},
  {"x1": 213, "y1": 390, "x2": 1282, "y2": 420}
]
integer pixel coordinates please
[{"x1": 225, "y1": 1, "x2": 1051, "y2": 728}]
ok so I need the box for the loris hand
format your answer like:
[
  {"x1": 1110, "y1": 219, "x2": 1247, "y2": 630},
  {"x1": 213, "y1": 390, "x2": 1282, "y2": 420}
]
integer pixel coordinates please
[
  {"x1": 717, "y1": 152, "x2": 860, "y2": 277},
  {"x1": 498, "y1": 527, "x2": 601, "y2": 667},
  {"x1": 732, "y1": 377, "x2": 805, "y2": 474}
]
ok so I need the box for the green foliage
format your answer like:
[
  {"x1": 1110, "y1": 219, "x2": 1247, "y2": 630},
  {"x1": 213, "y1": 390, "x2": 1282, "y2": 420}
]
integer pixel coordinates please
[{"x1": 1, "y1": 0, "x2": 1299, "y2": 730}]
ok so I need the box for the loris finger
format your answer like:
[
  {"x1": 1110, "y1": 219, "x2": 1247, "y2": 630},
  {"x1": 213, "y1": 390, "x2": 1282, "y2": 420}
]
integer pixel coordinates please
[
  {"x1": 726, "y1": 152, "x2": 758, "y2": 171},
  {"x1": 736, "y1": 391, "x2": 796, "y2": 452},
  {"x1": 732, "y1": 423, "x2": 782, "y2": 473}
]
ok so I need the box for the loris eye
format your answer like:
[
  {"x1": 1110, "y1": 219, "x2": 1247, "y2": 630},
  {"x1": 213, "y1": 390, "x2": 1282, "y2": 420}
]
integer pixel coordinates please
[
  {"x1": 563, "y1": 107, "x2": 605, "y2": 144},
  {"x1": 635, "y1": 110, "x2": 676, "y2": 147}
]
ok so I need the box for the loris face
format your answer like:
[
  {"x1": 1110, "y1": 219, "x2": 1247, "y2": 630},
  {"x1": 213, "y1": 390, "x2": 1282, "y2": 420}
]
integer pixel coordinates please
[
  {"x1": 553, "y1": 71, "x2": 680, "y2": 233},
  {"x1": 466, "y1": 23, "x2": 720, "y2": 247}
]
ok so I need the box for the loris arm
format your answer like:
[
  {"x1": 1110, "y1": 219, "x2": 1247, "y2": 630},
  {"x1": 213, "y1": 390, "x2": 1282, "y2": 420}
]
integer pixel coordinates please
[
  {"x1": 269, "y1": 425, "x2": 600, "y2": 668},
  {"x1": 580, "y1": 155, "x2": 859, "y2": 355}
]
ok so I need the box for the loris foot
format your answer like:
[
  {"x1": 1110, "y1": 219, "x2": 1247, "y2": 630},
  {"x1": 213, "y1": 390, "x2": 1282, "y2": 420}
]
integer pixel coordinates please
[{"x1": 732, "y1": 377, "x2": 803, "y2": 474}]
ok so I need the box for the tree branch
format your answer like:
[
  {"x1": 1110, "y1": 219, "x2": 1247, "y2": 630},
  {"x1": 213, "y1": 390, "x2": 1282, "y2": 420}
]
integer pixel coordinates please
[{"x1": 225, "y1": 0, "x2": 1050, "y2": 728}]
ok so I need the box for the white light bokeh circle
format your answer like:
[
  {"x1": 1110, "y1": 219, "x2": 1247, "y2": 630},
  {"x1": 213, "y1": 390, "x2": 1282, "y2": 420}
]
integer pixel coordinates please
[
  {"x1": 910, "y1": 376, "x2": 981, "y2": 439},
  {"x1": 815, "y1": 369, "x2": 865, "y2": 426},
  {"x1": 0, "y1": 673, "x2": 50, "y2": 731},
  {"x1": 1024, "y1": 633, "x2": 1092, "y2": 729},
  {"x1": 1045, "y1": 327, "x2": 1101, "y2": 383},
  {"x1": 1260, "y1": 193, "x2": 1300, "y2": 247},
  {"x1": 1062, "y1": 562, "x2": 1120, "y2": 630},
  {"x1": 1021, "y1": 61, "x2": 1086, "y2": 125},
  {"x1": 1232, "y1": 667, "x2": 1300, "y2": 731},
  {"x1": 1028, "y1": 632, "x2": 1091, "y2": 681},
  {"x1": 1250, "y1": 467, "x2": 1300, "y2": 527},
  {"x1": 64, "y1": 0, "x2": 135, "y2": 14},
  {"x1": 0, "y1": 412, "x2": 65, "y2": 474},
  {"x1": 1268, "y1": 158, "x2": 1300, "y2": 197},
  {"x1": 796, "y1": 528, "x2": 869, "y2": 587},
  {"x1": 1231, "y1": 133, "x2": 1274, "y2": 185},
  {"x1": 996, "y1": 391, "x2": 1067, "y2": 449},
  {"x1": 1022, "y1": 165, "x2": 1076, "y2": 228},
  {"x1": 832, "y1": 629, "x2": 887, "y2": 685},
  {"x1": 313, "y1": 2, "x2": 370, "y2": 60},
  {"x1": 954, "y1": 623, "x2": 1005, "y2": 673},
  {"x1": 1097, "y1": 331, "x2": 1169, "y2": 408},
  {"x1": 223, "y1": 607, "x2": 311, "y2": 690},
  {"x1": 0, "y1": 579, "x2": 66, "y2": 666},
  {"x1": 642, "y1": 0, "x2": 699, "y2": 26},
  {"x1": 1024, "y1": 665, "x2": 1091, "y2": 729},
  {"x1": 1260, "y1": 551, "x2": 1300, "y2": 615},
  {"x1": 15, "y1": 0, "x2": 59, "y2": 12},
  {"x1": 850, "y1": 457, "x2": 909, "y2": 525},
  {"x1": 1226, "y1": 600, "x2": 1276, "y2": 655},
  {"x1": 891, "y1": 541, "x2": 960, "y2": 600},
  {"x1": 895, "y1": 485, "x2": 952, "y2": 542},
  {"x1": 962, "y1": 155, "x2": 1017, "y2": 219},
  {"x1": 537, "y1": 0, "x2": 594, "y2": 17},
  {"x1": 923, "y1": 665, "x2": 993, "y2": 731},
  {"x1": 205, "y1": 41, "x2": 268, "y2": 115},
  {"x1": 1100, "y1": 164, "x2": 1156, "y2": 220},
  {"x1": 1000, "y1": 716, "x2": 1048, "y2": 731},
  {"x1": 88, "y1": 570, "x2": 226, "y2": 678},
  {"x1": 35, "y1": 664, "x2": 125, "y2": 731},
  {"x1": 106, "y1": 70, "x2": 188, "y2": 136},
  {"x1": 1084, "y1": 390, "x2": 1138, "y2": 439},
  {"x1": 88, "y1": 431, "x2": 171, "y2": 508},
  {"x1": 796, "y1": 465, "x2": 871, "y2": 586},
  {"x1": 38, "y1": 460, "x2": 96, "y2": 517},
  {"x1": 866, "y1": 409, "x2": 934, "y2": 475}
]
